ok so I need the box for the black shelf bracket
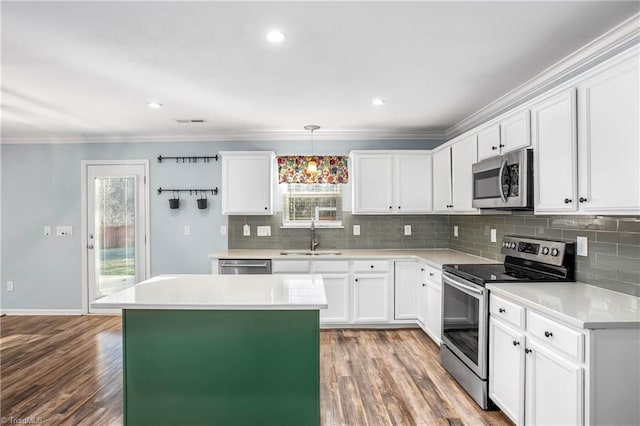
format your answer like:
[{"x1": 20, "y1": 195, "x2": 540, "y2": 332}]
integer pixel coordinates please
[
  {"x1": 157, "y1": 187, "x2": 219, "y2": 196},
  {"x1": 157, "y1": 155, "x2": 219, "y2": 163}
]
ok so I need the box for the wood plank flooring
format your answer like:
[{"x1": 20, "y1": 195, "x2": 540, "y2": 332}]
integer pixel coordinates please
[{"x1": 1, "y1": 316, "x2": 511, "y2": 425}]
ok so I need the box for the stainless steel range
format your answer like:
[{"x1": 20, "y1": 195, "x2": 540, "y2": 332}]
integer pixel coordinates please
[{"x1": 440, "y1": 235, "x2": 575, "y2": 409}]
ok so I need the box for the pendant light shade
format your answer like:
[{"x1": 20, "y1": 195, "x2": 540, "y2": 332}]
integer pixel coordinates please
[{"x1": 304, "y1": 125, "x2": 320, "y2": 173}]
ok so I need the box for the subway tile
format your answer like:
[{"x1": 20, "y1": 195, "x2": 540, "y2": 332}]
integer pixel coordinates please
[
  {"x1": 535, "y1": 227, "x2": 563, "y2": 239},
  {"x1": 588, "y1": 242, "x2": 618, "y2": 255},
  {"x1": 596, "y1": 231, "x2": 640, "y2": 246},
  {"x1": 618, "y1": 245, "x2": 640, "y2": 259},
  {"x1": 617, "y1": 270, "x2": 640, "y2": 285},
  {"x1": 596, "y1": 253, "x2": 640, "y2": 271},
  {"x1": 562, "y1": 230, "x2": 598, "y2": 242},
  {"x1": 618, "y1": 219, "x2": 640, "y2": 233},
  {"x1": 575, "y1": 262, "x2": 619, "y2": 280}
]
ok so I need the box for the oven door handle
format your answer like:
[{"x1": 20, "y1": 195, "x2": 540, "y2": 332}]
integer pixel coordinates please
[
  {"x1": 443, "y1": 274, "x2": 483, "y2": 296},
  {"x1": 498, "y1": 158, "x2": 508, "y2": 203}
]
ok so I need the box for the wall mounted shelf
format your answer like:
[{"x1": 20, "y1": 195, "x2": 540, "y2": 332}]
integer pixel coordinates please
[
  {"x1": 157, "y1": 187, "x2": 219, "y2": 196},
  {"x1": 157, "y1": 155, "x2": 219, "y2": 163}
]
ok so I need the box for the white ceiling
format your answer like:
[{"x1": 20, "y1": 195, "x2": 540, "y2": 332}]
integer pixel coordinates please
[{"x1": 1, "y1": 1, "x2": 638, "y2": 143}]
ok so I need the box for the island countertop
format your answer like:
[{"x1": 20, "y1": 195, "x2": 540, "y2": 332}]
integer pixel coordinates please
[{"x1": 91, "y1": 274, "x2": 328, "y2": 310}]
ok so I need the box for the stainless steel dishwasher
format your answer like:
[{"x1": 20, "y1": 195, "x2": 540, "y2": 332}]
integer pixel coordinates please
[{"x1": 218, "y1": 259, "x2": 272, "y2": 274}]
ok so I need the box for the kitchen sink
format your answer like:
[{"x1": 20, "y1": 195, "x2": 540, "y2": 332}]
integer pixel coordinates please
[{"x1": 280, "y1": 250, "x2": 342, "y2": 256}]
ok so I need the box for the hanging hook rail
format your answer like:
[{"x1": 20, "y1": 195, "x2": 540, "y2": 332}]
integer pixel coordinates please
[
  {"x1": 157, "y1": 187, "x2": 218, "y2": 196},
  {"x1": 157, "y1": 155, "x2": 219, "y2": 163}
]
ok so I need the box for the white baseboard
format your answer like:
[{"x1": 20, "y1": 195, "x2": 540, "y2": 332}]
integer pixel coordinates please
[{"x1": 0, "y1": 309, "x2": 83, "y2": 316}]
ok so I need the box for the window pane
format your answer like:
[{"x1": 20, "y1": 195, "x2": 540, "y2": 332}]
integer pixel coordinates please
[{"x1": 284, "y1": 183, "x2": 342, "y2": 224}]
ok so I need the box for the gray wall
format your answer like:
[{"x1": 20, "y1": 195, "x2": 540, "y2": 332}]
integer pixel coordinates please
[{"x1": 0, "y1": 139, "x2": 440, "y2": 310}]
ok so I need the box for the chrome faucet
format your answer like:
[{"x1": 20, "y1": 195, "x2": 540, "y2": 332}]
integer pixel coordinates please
[{"x1": 310, "y1": 220, "x2": 320, "y2": 251}]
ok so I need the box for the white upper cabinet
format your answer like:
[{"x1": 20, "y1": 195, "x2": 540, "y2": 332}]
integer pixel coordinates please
[
  {"x1": 432, "y1": 135, "x2": 478, "y2": 214},
  {"x1": 478, "y1": 110, "x2": 531, "y2": 161},
  {"x1": 351, "y1": 151, "x2": 431, "y2": 214},
  {"x1": 533, "y1": 48, "x2": 640, "y2": 215},
  {"x1": 220, "y1": 151, "x2": 274, "y2": 215},
  {"x1": 577, "y1": 50, "x2": 640, "y2": 214},
  {"x1": 451, "y1": 134, "x2": 478, "y2": 213},
  {"x1": 432, "y1": 147, "x2": 453, "y2": 213},
  {"x1": 532, "y1": 90, "x2": 578, "y2": 213}
]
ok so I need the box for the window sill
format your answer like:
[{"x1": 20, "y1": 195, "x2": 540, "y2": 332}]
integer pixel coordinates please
[{"x1": 280, "y1": 223, "x2": 344, "y2": 229}]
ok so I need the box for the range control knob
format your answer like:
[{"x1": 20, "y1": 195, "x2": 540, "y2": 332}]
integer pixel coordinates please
[
  {"x1": 542, "y1": 247, "x2": 550, "y2": 255},
  {"x1": 551, "y1": 248, "x2": 560, "y2": 257},
  {"x1": 510, "y1": 242, "x2": 517, "y2": 249}
]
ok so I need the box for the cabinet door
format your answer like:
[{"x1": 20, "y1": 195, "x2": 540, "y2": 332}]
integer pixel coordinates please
[
  {"x1": 394, "y1": 262, "x2": 417, "y2": 320},
  {"x1": 425, "y1": 280, "x2": 442, "y2": 345},
  {"x1": 353, "y1": 274, "x2": 390, "y2": 323},
  {"x1": 416, "y1": 272, "x2": 427, "y2": 326},
  {"x1": 525, "y1": 340, "x2": 584, "y2": 426},
  {"x1": 532, "y1": 90, "x2": 578, "y2": 213},
  {"x1": 432, "y1": 147, "x2": 452, "y2": 213},
  {"x1": 394, "y1": 153, "x2": 432, "y2": 213},
  {"x1": 221, "y1": 152, "x2": 273, "y2": 215},
  {"x1": 500, "y1": 110, "x2": 531, "y2": 153},
  {"x1": 489, "y1": 318, "x2": 525, "y2": 425},
  {"x1": 451, "y1": 135, "x2": 478, "y2": 213},
  {"x1": 319, "y1": 274, "x2": 350, "y2": 324},
  {"x1": 352, "y1": 153, "x2": 394, "y2": 214},
  {"x1": 477, "y1": 124, "x2": 501, "y2": 161},
  {"x1": 578, "y1": 52, "x2": 640, "y2": 214}
]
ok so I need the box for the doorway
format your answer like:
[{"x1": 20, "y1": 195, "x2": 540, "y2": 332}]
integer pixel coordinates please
[{"x1": 81, "y1": 161, "x2": 149, "y2": 313}]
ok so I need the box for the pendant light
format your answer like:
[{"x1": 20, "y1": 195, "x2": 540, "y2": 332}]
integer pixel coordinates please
[{"x1": 304, "y1": 124, "x2": 320, "y2": 173}]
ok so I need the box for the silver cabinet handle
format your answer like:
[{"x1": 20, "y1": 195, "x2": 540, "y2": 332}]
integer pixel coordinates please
[
  {"x1": 87, "y1": 244, "x2": 94, "y2": 249},
  {"x1": 219, "y1": 263, "x2": 268, "y2": 268}
]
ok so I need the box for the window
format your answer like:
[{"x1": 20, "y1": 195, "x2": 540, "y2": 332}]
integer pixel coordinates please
[{"x1": 283, "y1": 183, "x2": 343, "y2": 227}]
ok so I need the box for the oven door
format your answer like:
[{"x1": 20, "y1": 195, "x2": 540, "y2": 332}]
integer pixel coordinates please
[
  {"x1": 441, "y1": 272, "x2": 488, "y2": 379},
  {"x1": 471, "y1": 149, "x2": 532, "y2": 209}
]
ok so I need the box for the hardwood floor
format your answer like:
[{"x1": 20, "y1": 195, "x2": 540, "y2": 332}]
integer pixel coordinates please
[{"x1": 1, "y1": 316, "x2": 511, "y2": 425}]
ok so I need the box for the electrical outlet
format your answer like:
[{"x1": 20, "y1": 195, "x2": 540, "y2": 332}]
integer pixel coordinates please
[
  {"x1": 220, "y1": 225, "x2": 227, "y2": 236},
  {"x1": 184, "y1": 226, "x2": 191, "y2": 236},
  {"x1": 491, "y1": 229, "x2": 497, "y2": 243},
  {"x1": 243, "y1": 224, "x2": 251, "y2": 236},
  {"x1": 404, "y1": 225, "x2": 412, "y2": 236},
  {"x1": 577, "y1": 236, "x2": 588, "y2": 257},
  {"x1": 257, "y1": 226, "x2": 271, "y2": 237},
  {"x1": 454, "y1": 226, "x2": 459, "y2": 237},
  {"x1": 7, "y1": 281, "x2": 14, "y2": 292},
  {"x1": 56, "y1": 226, "x2": 72, "y2": 236},
  {"x1": 44, "y1": 226, "x2": 51, "y2": 236},
  {"x1": 353, "y1": 225, "x2": 360, "y2": 236}
]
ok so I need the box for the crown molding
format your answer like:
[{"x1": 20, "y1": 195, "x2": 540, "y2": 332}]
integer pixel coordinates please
[
  {"x1": 446, "y1": 12, "x2": 640, "y2": 140},
  {"x1": 0, "y1": 128, "x2": 447, "y2": 144}
]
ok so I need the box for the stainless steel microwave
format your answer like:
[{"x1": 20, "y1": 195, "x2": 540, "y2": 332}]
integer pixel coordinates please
[{"x1": 471, "y1": 148, "x2": 533, "y2": 209}]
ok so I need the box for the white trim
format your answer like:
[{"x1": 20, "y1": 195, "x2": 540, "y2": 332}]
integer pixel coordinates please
[
  {"x1": 0, "y1": 309, "x2": 83, "y2": 316},
  {"x1": 0, "y1": 129, "x2": 447, "y2": 145},
  {"x1": 80, "y1": 160, "x2": 150, "y2": 314},
  {"x1": 446, "y1": 13, "x2": 640, "y2": 140}
]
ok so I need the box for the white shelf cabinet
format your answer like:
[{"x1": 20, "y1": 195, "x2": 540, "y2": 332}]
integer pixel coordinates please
[
  {"x1": 351, "y1": 151, "x2": 432, "y2": 214},
  {"x1": 318, "y1": 273, "x2": 350, "y2": 324},
  {"x1": 423, "y1": 264, "x2": 442, "y2": 345},
  {"x1": 394, "y1": 261, "x2": 418, "y2": 320},
  {"x1": 220, "y1": 151, "x2": 274, "y2": 215},
  {"x1": 353, "y1": 273, "x2": 390, "y2": 323},
  {"x1": 432, "y1": 135, "x2": 478, "y2": 214}
]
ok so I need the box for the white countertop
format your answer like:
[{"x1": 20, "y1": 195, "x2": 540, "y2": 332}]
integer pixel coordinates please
[
  {"x1": 488, "y1": 282, "x2": 640, "y2": 329},
  {"x1": 209, "y1": 248, "x2": 497, "y2": 269},
  {"x1": 91, "y1": 274, "x2": 328, "y2": 310}
]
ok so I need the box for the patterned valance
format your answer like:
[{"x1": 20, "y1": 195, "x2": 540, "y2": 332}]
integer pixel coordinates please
[{"x1": 277, "y1": 156, "x2": 349, "y2": 184}]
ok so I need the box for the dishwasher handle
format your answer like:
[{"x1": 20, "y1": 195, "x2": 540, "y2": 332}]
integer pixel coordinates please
[{"x1": 219, "y1": 262, "x2": 269, "y2": 268}]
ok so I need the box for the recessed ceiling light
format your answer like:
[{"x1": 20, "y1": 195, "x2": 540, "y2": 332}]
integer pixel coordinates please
[
  {"x1": 372, "y1": 98, "x2": 385, "y2": 106},
  {"x1": 147, "y1": 102, "x2": 163, "y2": 109},
  {"x1": 266, "y1": 30, "x2": 285, "y2": 43}
]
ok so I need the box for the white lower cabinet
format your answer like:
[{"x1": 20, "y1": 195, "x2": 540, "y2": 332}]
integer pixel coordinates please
[
  {"x1": 394, "y1": 261, "x2": 418, "y2": 320},
  {"x1": 425, "y1": 279, "x2": 442, "y2": 345},
  {"x1": 353, "y1": 273, "x2": 390, "y2": 323},
  {"x1": 318, "y1": 273, "x2": 350, "y2": 324}
]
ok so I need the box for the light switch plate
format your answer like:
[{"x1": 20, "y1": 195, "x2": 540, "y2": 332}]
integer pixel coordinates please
[
  {"x1": 577, "y1": 236, "x2": 588, "y2": 256},
  {"x1": 56, "y1": 226, "x2": 72, "y2": 236},
  {"x1": 184, "y1": 225, "x2": 191, "y2": 236},
  {"x1": 404, "y1": 225, "x2": 412, "y2": 236},
  {"x1": 454, "y1": 226, "x2": 459, "y2": 238},
  {"x1": 243, "y1": 224, "x2": 251, "y2": 236},
  {"x1": 257, "y1": 226, "x2": 271, "y2": 237},
  {"x1": 220, "y1": 225, "x2": 227, "y2": 236},
  {"x1": 353, "y1": 225, "x2": 360, "y2": 236},
  {"x1": 44, "y1": 226, "x2": 51, "y2": 236},
  {"x1": 490, "y1": 229, "x2": 497, "y2": 243},
  {"x1": 7, "y1": 281, "x2": 14, "y2": 292}
]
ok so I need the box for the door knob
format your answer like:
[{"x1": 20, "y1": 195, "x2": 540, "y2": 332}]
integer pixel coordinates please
[
  {"x1": 579, "y1": 197, "x2": 588, "y2": 203},
  {"x1": 564, "y1": 198, "x2": 572, "y2": 204}
]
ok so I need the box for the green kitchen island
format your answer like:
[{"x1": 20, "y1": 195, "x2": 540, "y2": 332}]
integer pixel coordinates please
[{"x1": 92, "y1": 274, "x2": 327, "y2": 426}]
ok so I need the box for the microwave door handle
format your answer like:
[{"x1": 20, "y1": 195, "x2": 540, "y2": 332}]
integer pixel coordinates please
[{"x1": 498, "y1": 159, "x2": 508, "y2": 203}]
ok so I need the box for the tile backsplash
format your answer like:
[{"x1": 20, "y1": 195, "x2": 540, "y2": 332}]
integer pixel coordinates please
[{"x1": 229, "y1": 212, "x2": 640, "y2": 297}]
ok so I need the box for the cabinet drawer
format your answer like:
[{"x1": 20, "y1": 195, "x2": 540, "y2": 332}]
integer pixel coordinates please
[
  {"x1": 490, "y1": 294, "x2": 525, "y2": 329},
  {"x1": 527, "y1": 310, "x2": 584, "y2": 362},
  {"x1": 421, "y1": 264, "x2": 442, "y2": 283},
  {"x1": 353, "y1": 260, "x2": 390, "y2": 272},
  {"x1": 312, "y1": 260, "x2": 350, "y2": 273},
  {"x1": 272, "y1": 260, "x2": 310, "y2": 273}
]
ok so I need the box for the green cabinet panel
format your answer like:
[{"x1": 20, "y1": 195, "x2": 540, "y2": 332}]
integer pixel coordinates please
[{"x1": 123, "y1": 309, "x2": 320, "y2": 425}]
